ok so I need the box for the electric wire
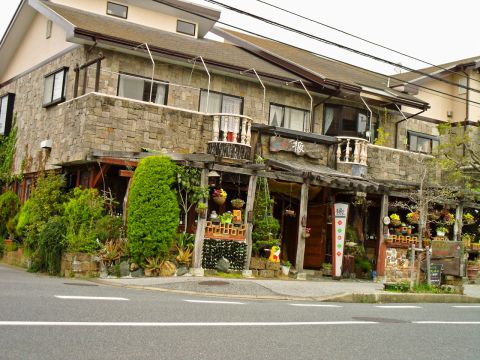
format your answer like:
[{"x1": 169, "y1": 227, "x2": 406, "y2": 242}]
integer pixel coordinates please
[
  {"x1": 256, "y1": 0, "x2": 480, "y2": 87},
  {"x1": 203, "y1": 0, "x2": 480, "y2": 94}
]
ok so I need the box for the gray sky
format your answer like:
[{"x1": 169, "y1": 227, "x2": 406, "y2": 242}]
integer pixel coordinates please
[{"x1": 1, "y1": 0, "x2": 479, "y2": 75}]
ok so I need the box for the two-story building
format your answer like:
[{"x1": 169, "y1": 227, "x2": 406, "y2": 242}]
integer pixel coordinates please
[{"x1": 1, "y1": 0, "x2": 454, "y2": 278}]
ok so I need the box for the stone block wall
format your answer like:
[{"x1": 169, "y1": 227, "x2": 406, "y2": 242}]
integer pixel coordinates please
[{"x1": 61, "y1": 252, "x2": 100, "y2": 278}]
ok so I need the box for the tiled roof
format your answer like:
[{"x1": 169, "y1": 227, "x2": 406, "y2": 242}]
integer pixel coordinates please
[{"x1": 40, "y1": 1, "x2": 298, "y2": 81}]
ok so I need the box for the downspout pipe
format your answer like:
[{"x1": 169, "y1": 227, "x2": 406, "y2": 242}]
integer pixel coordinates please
[
  {"x1": 240, "y1": 68, "x2": 266, "y2": 121},
  {"x1": 393, "y1": 105, "x2": 427, "y2": 149},
  {"x1": 286, "y1": 79, "x2": 313, "y2": 132},
  {"x1": 188, "y1": 56, "x2": 211, "y2": 111},
  {"x1": 134, "y1": 43, "x2": 155, "y2": 103}
]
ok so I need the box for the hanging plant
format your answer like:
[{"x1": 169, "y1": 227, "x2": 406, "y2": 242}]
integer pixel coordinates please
[
  {"x1": 406, "y1": 212, "x2": 419, "y2": 224},
  {"x1": 463, "y1": 213, "x2": 475, "y2": 225},
  {"x1": 212, "y1": 188, "x2": 227, "y2": 205},
  {"x1": 443, "y1": 212, "x2": 455, "y2": 226},
  {"x1": 389, "y1": 213, "x2": 401, "y2": 227},
  {"x1": 230, "y1": 198, "x2": 245, "y2": 209}
]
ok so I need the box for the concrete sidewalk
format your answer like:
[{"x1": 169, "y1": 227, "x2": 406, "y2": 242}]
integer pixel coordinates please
[{"x1": 93, "y1": 275, "x2": 480, "y2": 302}]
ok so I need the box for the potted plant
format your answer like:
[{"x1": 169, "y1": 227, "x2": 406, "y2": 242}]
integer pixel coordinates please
[
  {"x1": 231, "y1": 198, "x2": 245, "y2": 209},
  {"x1": 406, "y1": 212, "x2": 419, "y2": 224},
  {"x1": 463, "y1": 213, "x2": 475, "y2": 225},
  {"x1": 220, "y1": 211, "x2": 233, "y2": 224},
  {"x1": 443, "y1": 211, "x2": 455, "y2": 226},
  {"x1": 212, "y1": 188, "x2": 227, "y2": 205},
  {"x1": 195, "y1": 202, "x2": 207, "y2": 218},
  {"x1": 389, "y1": 213, "x2": 401, "y2": 227},
  {"x1": 436, "y1": 226, "x2": 448, "y2": 237},
  {"x1": 281, "y1": 260, "x2": 291, "y2": 275},
  {"x1": 322, "y1": 263, "x2": 332, "y2": 276},
  {"x1": 462, "y1": 233, "x2": 474, "y2": 249}
]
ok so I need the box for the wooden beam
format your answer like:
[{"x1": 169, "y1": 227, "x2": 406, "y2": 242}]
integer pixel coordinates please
[
  {"x1": 244, "y1": 174, "x2": 258, "y2": 270},
  {"x1": 92, "y1": 164, "x2": 110, "y2": 188},
  {"x1": 295, "y1": 179, "x2": 310, "y2": 272},
  {"x1": 119, "y1": 170, "x2": 134, "y2": 178},
  {"x1": 96, "y1": 157, "x2": 138, "y2": 167},
  {"x1": 193, "y1": 168, "x2": 209, "y2": 269},
  {"x1": 376, "y1": 194, "x2": 388, "y2": 277}
]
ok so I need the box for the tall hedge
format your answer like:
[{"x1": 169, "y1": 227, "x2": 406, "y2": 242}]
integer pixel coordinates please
[{"x1": 127, "y1": 156, "x2": 180, "y2": 264}]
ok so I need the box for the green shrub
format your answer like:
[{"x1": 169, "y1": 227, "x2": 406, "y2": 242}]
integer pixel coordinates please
[
  {"x1": 17, "y1": 173, "x2": 65, "y2": 252},
  {"x1": 63, "y1": 187, "x2": 105, "y2": 253},
  {"x1": 37, "y1": 216, "x2": 66, "y2": 275},
  {"x1": 127, "y1": 156, "x2": 180, "y2": 264},
  {"x1": 95, "y1": 214, "x2": 123, "y2": 243},
  {"x1": 0, "y1": 241, "x2": 4, "y2": 258},
  {"x1": 0, "y1": 191, "x2": 20, "y2": 239}
]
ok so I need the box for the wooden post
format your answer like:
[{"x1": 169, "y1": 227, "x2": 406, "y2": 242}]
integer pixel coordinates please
[
  {"x1": 244, "y1": 174, "x2": 258, "y2": 270},
  {"x1": 453, "y1": 203, "x2": 464, "y2": 242},
  {"x1": 193, "y1": 168, "x2": 209, "y2": 269},
  {"x1": 426, "y1": 246, "x2": 431, "y2": 285},
  {"x1": 376, "y1": 194, "x2": 388, "y2": 277},
  {"x1": 295, "y1": 179, "x2": 310, "y2": 272}
]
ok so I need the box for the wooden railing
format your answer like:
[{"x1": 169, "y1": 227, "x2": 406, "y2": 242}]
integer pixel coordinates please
[
  {"x1": 211, "y1": 114, "x2": 252, "y2": 145},
  {"x1": 336, "y1": 136, "x2": 368, "y2": 166}
]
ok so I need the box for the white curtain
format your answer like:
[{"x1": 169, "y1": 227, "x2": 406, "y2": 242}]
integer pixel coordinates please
[
  {"x1": 221, "y1": 95, "x2": 242, "y2": 133},
  {"x1": 52, "y1": 71, "x2": 64, "y2": 102},
  {"x1": 269, "y1": 104, "x2": 283, "y2": 127},
  {"x1": 43, "y1": 76, "x2": 54, "y2": 104},
  {"x1": 0, "y1": 96, "x2": 7, "y2": 134},
  {"x1": 199, "y1": 91, "x2": 222, "y2": 113},
  {"x1": 284, "y1": 107, "x2": 306, "y2": 131},
  {"x1": 324, "y1": 106, "x2": 335, "y2": 134},
  {"x1": 154, "y1": 83, "x2": 167, "y2": 104}
]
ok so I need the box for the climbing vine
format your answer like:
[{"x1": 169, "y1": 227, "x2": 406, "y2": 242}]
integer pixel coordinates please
[{"x1": 0, "y1": 114, "x2": 18, "y2": 186}]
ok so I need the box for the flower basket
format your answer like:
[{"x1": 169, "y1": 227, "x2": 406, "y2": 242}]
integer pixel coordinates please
[
  {"x1": 284, "y1": 209, "x2": 296, "y2": 217},
  {"x1": 231, "y1": 198, "x2": 245, "y2": 209},
  {"x1": 463, "y1": 213, "x2": 475, "y2": 225},
  {"x1": 213, "y1": 196, "x2": 226, "y2": 205},
  {"x1": 406, "y1": 212, "x2": 419, "y2": 224},
  {"x1": 389, "y1": 214, "x2": 401, "y2": 227}
]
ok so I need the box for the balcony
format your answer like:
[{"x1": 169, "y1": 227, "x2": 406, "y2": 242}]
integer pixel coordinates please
[
  {"x1": 207, "y1": 114, "x2": 252, "y2": 161},
  {"x1": 336, "y1": 136, "x2": 369, "y2": 177}
]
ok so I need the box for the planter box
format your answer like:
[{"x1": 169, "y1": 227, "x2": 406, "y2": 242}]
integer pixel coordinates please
[{"x1": 249, "y1": 257, "x2": 266, "y2": 270}]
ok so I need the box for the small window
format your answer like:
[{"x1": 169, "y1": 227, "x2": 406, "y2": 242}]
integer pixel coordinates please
[
  {"x1": 107, "y1": 2, "x2": 128, "y2": 19},
  {"x1": 117, "y1": 73, "x2": 168, "y2": 105},
  {"x1": 323, "y1": 104, "x2": 376, "y2": 141},
  {"x1": 43, "y1": 68, "x2": 68, "y2": 107},
  {"x1": 0, "y1": 93, "x2": 15, "y2": 136},
  {"x1": 176, "y1": 20, "x2": 196, "y2": 36},
  {"x1": 408, "y1": 131, "x2": 439, "y2": 154},
  {"x1": 269, "y1": 103, "x2": 309, "y2": 132}
]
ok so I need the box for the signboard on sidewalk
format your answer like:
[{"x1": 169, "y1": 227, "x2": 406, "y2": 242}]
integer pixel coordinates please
[
  {"x1": 332, "y1": 203, "x2": 349, "y2": 278},
  {"x1": 430, "y1": 264, "x2": 443, "y2": 286},
  {"x1": 431, "y1": 241, "x2": 463, "y2": 276}
]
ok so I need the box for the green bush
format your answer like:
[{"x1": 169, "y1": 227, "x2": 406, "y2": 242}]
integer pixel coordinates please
[
  {"x1": 127, "y1": 156, "x2": 180, "y2": 264},
  {"x1": 0, "y1": 191, "x2": 20, "y2": 239},
  {"x1": 95, "y1": 214, "x2": 123, "y2": 243},
  {"x1": 0, "y1": 241, "x2": 4, "y2": 258},
  {"x1": 63, "y1": 187, "x2": 105, "y2": 253},
  {"x1": 36, "y1": 216, "x2": 66, "y2": 275},
  {"x1": 16, "y1": 173, "x2": 65, "y2": 252}
]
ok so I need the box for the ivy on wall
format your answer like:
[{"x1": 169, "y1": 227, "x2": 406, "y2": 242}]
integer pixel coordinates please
[{"x1": 0, "y1": 114, "x2": 18, "y2": 186}]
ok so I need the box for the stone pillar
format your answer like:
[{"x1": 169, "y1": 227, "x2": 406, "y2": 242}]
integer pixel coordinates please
[
  {"x1": 376, "y1": 194, "x2": 389, "y2": 277},
  {"x1": 193, "y1": 168, "x2": 209, "y2": 270},
  {"x1": 295, "y1": 179, "x2": 310, "y2": 273},
  {"x1": 244, "y1": 174, "x2": 258, "y2": 270}
]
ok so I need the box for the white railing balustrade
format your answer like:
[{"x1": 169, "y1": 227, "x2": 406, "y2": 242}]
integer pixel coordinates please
[
  {"x1": 336, "y1": 136, "x2": 369, "y2": 165},
  {"x1": 212, "y1": 114, "x2": 252, "y2": 146}
]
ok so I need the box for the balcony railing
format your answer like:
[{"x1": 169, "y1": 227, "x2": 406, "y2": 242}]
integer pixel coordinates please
[
  {"x1": 336, "y1": 136, "x2": 368, "y2": 166},
  {"x1": 208, "y1": 114, "x2": 252, "y2": 160}
]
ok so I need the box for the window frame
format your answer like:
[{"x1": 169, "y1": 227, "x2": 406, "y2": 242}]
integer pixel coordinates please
[
  {"x1": 176, "y1": 19, "x2": 196, "y2": 36},
  {"x1": 116, "y1": 72, "x2": 169, "y2": 105},
  {"x1": 106, "y1": 1, "x2": 128, "y2": 19},
  {"x1": 43, "y1": 67, "x2": 68, "y2": 108},
  {"x1": 0, "y1": 93, "x2": 15, "y2": 136},
  {"x1": 268, "y1": 102, "x2": 310, "y2": 132},
  {"x1": 323, "y1": 104, "x2": 375, "y2": 141},
  {"x1": 198, "y1": 90, "x2": 244, "y2": 114},
  {"x1": 407, "y1": 131, "x2": 439, "y2": 154}
]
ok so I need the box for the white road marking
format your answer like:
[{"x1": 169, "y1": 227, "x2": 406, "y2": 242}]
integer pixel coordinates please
[
  {"x1": 413, "y1": 321, "x2": 480, "y2": 324},
  {"x1": 452, "y1": 305, "x2": 480, "y2": 308},
  {"x1": 184, "y1": 299, "x2": 245, "y2": 305},
  {"x1": 55, "y1": 295, "x2": 129, "y2": 301},
  {"x1": 376, "y1": 305, "x2": 421, "y2": 309},
  {"x1": 290, "y1": 304, "x2": 342, "y2": 308},
  {"x1": 0, "y1": 321, "x2": 377, "y2": 327}
]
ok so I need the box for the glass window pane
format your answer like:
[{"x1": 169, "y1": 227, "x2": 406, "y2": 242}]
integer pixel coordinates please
[
  {"x1": 52, "y1": 71, "x2": 64, "y2": 101},
  {"x1": 357, "y1": 113, "x2": 368, "y2": 136},
  {"x1": 221, "y1": 95, "x2": 242, "y2": 114},
  {"x1": 0, "y1": 96, "x2": 7, "y2": 134},
  {"x1": 43, "y1": 75, "x2": 54, "y2": 104},
  {"x1": 176, "y1": 20, "x2": 196, "y2": 36},
  {"x1": 342, "y1": 107, "x2": 357, "y2": 132},
  {"x1": 118, "y1": 75, "x2": 144, "y2": 101},
  {"x1": 324, "y1": 106, "x2": 340, "y2": 136},
  {"x1": 269, "y1": 104, "x2": 284, "y2": 127},
  {"x1": 107, "y1": 2, "x2": 128, "y2": 18},
  {"x1": 417, "y1": 137, "x2": 431, "y2": 153},
  {"x1": 284, "y1": 107, "x2": 305, "y2": 131},
  {"x1": 409, "y1": 134, "x2": 417, "y2": 151},
  {"x1": 154, "y1": 83, "x2": 167, "y2": 104},
  {"x1": 199, "y1": 91, "x2": 221, "y2": 113}
]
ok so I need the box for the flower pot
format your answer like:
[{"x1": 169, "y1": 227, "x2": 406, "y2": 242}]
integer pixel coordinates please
[
  {"x1": 231, "y1": 199, "x2": 245, "y2": 209},
  {"x1": 284, "y1": 209, "x2": 296, "y2": 217},
  {"x1": 195, "y1": 207, "x2": 207, "y2": 218},
  {"x1": 436, "y1": 230, "x2": 445, "y2": 237},
  {"x1": 213, "y1": 196, "x2": 226, "y2": 205},
  {"x1": 281, "y1": 265, "x2": 290, "y2": 276},
  {"x1": 467, "y1": 265, "x2": 479, "y2": 281}
]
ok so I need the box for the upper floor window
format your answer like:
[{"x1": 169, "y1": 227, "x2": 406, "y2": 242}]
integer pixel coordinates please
[
  {"x1": 199, "y1": 90, "x2": 243, "y2": 114},
  {"x1": 176, "y1": 20, "x2": 196, "y2": 36},
  {"x1": 408, "y1": 131, "x2": 439, "y2": 154},
  {"x1": 43, "y1": 68, "x2": 67, "y2": 107},
  {"x1": 269, "y1": 103, "x2": 310, "y2": 132},
  {"x1": 107, "y1": 2, "x2": 128, "y2": 19},
  {"x1": 117, "y1": 73, "x2": 168, "y2": 105},
  {"x1": 0, "y1": 93, "x2": 15, "y2": 136},
  {"x1": 323, "y1": 104, "x2": 377, "y2": 141}
]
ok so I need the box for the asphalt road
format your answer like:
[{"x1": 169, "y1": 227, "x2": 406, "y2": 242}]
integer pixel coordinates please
[{"x1": 1, "y1": 264, "x2": 479, "y2": 360}]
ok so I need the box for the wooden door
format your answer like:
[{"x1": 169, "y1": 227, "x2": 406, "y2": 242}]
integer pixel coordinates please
[{"x1": 304, "y1": 205, "x2": 327, "y2": 269}]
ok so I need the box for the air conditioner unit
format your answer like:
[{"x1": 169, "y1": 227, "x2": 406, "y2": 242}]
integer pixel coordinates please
[{"x1": 40, "y1": 139, "x2": 52, "y2": 149}]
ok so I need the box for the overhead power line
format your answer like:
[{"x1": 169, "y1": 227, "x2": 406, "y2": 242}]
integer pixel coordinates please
[
  {"x1": 203, "y1": 0, "x2": 480, "y2": 95},
  {"x1": 256, "y1": 0, "x2": 480, "y2": 87},
  {"x1": 152, "y1": 0, "x2": 480, "y2": 109}
]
